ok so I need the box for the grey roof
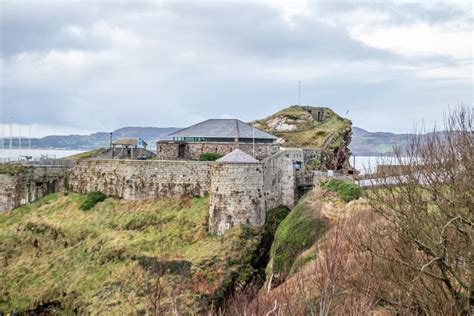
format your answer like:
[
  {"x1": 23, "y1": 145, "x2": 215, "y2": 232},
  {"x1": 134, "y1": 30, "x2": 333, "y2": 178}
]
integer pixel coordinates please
[
  {"x1": 112, "y1": 138, "x2": 147, "y2": 146},
  {"x1": 170, "y1": 119, "x2": 277, "y2": 139},
  {"x1": 216, "y1": 149, "x2": 260, "y2": 163}
]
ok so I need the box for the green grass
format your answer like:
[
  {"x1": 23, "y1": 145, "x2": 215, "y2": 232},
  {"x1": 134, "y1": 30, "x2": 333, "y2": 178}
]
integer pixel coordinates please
[
  {"x1": 321, "y1": 179, "x2": 361, "y2": 202},
  {"x1": 0, "y1": 193, "x2": 261, "y2": 314},
  {"x1": 253, "y1": 106, "x2": 351, "y2": 149},
  {"x1": 79, "y1": 192, "x2": 107, "y2": 210},
  {"x1": 267, "y1": 194, "x2": 328, "y2": 282},
  {"x1": 62, "y1": 148, "x2": 106, "y2": 160},
  {"x1": 0, "y1": 164, "x2": 23, "y2": 175},
  {"x1": 199, "y1": 152, "x2": 224, "y2": 161}
]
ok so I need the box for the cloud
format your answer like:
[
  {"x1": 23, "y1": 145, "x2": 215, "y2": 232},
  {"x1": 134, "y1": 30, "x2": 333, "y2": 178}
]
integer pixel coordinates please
[{"x1": 0, "y1": 0, "x2": 472, "y2": 135}]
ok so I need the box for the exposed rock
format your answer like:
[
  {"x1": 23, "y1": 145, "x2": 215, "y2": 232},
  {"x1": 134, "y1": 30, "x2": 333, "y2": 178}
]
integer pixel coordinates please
[{"x1": 253, "y1": 105, "x2": 354, "y2": 173}]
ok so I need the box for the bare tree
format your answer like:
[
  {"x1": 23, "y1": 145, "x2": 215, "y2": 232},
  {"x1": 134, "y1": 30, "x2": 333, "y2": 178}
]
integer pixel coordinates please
[{"x1": 363, "y1": 106, "x2": 473, "y2": 314}]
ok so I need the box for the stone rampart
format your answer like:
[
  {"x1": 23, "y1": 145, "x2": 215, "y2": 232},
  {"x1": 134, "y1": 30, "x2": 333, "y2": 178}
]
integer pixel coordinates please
[
  {"x1": 157, "y1": 141, "x2": 279, "y2": 161},
  {"x1": 68, "y1": 159, "x2": 212, "y2": 199},
  {"x1": 263, "y1": 150, "x2": 298, "y2": 211},
  {"x1": 0, "y1": 166, "x2": 69, "y2": 212},
  {"x1": 209, "y1": 162, "x2": 265, "y2": 234},
  {"x1": 209, "y1": 149, "x2": 300, "y2": 234},
  {"x1": 0, "y1": 174, "x2": 21, "y2": 212},
  {"x1": 1, "y1": 152, "x2": 301, "y2": 235}
]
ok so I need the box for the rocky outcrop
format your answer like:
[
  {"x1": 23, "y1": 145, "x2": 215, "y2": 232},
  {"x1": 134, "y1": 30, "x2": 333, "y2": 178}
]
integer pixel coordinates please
[{"x1": 253, "y1": 105, "x2": 353, "y2": 173}]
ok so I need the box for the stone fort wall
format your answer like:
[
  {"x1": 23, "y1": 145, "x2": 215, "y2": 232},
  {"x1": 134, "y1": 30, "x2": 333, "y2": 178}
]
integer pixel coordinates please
[
  {"x1": 69, "y1": 159, "x2": 212, "y2": 199},
  {"x1": 1, "y1": 152, "x2": 301, "y2": 235},
  {"x1": 208, "y1": 149, "x2": 299, "y2": 234},
  {"x1": 157, "y1": 141, "x2": 279, "y2": 161},
  {"x1": 0, "y1": 174, "x2": 21, "y2": 212},
  {"x1": 209, "y1": 162, "x2": 266, "y2": 234},
  {"x1": 0, "y1": 166, "x2": 69, "y2": 212}
]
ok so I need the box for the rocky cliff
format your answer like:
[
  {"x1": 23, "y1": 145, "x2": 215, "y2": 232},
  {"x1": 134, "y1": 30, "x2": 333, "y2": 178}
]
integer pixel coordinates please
[{"x1": 253, "y1": 105, "x2": 353, "y2": 172}]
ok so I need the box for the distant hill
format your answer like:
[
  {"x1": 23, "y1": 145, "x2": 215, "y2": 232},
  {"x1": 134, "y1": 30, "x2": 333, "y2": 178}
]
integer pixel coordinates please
[
  {"x1": 0, "y1": 124, "x2": 424, "y2": 156},
  {"x1": 0, "y1": 127, "x2": 180, "y2": 150},
  {"x1": 349, "y1": 127, "x2": 415, "y2": 156}
]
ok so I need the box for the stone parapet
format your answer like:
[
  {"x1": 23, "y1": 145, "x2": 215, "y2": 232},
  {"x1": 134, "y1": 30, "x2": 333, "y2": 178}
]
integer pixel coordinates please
[{"x1": 68, "y1": 159, "x2": 212, "y2": 199}]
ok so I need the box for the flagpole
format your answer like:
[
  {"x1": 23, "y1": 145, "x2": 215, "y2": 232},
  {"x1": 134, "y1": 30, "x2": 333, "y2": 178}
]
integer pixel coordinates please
[{"x1": 252, "y1": 125, "x2": 255, "y2": 157}]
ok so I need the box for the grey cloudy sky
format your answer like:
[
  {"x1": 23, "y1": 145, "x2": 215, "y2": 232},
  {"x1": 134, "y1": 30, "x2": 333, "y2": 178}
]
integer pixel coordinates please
[{"x1": 1, "y1": 0, "x2": 473, "y2": 137}]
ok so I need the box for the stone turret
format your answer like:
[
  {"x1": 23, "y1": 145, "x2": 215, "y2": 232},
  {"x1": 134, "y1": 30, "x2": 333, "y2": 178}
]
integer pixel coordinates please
[{"x1": 209, "y1": 150, "x2": 265, "y2": 234}]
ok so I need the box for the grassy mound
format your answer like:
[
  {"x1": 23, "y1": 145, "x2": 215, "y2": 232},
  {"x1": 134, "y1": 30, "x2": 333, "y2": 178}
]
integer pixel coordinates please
[
  {"x1": 321, "y1": 179, "x2": 361, "y2": 202},
  {"x1": 61, "y1": 148, "x2": 107, "y2": 160},
  {"x1": 0, "y1": 193, "x2": 261, "y2": 314},
  {"x1": 253, "y1": 105, "x2": 351, "y2": 148},
  {"x1": 199, "y1": 152, "x2": 224, "y2": 161},
  {"x1": 266, "y1": 194, "x2": 328, "y2": 285}
]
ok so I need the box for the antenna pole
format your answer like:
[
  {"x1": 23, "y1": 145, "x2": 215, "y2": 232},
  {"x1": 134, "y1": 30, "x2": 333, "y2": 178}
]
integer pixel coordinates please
[
  {"x1": 252, "y1": 126, "x2": 255, "y2": 157},
  {"x1": 9, "y1": 121, "x2": 13, "y2": 150},
  {"x1": 19, "y1": 124, "x2": 22, "y2": 150},
  {"x1": 298, "y1": 80, "x2": 301, "y2": 106},
  {"x1": 1, "y1": 120, "x2": 4, "y2": 151}
]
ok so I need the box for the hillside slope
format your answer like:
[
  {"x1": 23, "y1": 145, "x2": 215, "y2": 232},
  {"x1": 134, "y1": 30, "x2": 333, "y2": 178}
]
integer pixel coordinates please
[
  {"x1": 253, "y1": 105, "x2": 353, "y2": 171},
  {"x1": 0, "y1": 193, "x2": 263, "y2": 314}
]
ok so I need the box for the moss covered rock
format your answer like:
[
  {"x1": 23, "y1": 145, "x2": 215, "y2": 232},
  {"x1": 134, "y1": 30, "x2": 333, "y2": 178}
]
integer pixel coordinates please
[
  {"x1": 253, "y1": 105, "x2": 353, "y2": 171},
  {"x1": 265, "y1": 193, "x2": 328, "y2": 287}
]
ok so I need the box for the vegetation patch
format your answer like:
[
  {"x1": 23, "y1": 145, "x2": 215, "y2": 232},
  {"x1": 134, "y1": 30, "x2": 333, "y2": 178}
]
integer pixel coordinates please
[
  {"x1": 199, "y1": 152, "x2": 224, "y2": 161},
  {"x1": 253, "y1": 106, "x2": 351, "y2": 149},
  {"x1": 321, "y1": 179, "x2": 361, "y2": 202},
  {"x1": 0, "y1": 164, "x2": 23, "y2": 175},
  {"x1": 62, "y1": 148, "x2": 107, "y2": 160},
  {"x1": 267, "y1": 194, "x2": 328, "y2": 284},
  {"x1": 0, "y1": 193, "x2": 261, "y2": 314},
  {"x1": 79, "y1": 191, "x2": 107, "y2": 211}
]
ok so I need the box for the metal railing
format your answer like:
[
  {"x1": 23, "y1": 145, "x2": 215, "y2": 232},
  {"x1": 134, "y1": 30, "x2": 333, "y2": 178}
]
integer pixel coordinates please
[{"x1": 0, "y1": 155, "x2": 76, "y2": 167}]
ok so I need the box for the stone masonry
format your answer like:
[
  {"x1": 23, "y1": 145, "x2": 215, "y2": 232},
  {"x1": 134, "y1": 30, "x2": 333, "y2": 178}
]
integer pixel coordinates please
[
  {"x1": 0, "y1": 166, "x2": 69, "y2": 212},
  {"x1": 157, "y1": 141, "x2": 279, "y2": 161},
  {"x1": 208, "y1": 149, "x2": 301, "y2": 234},
  {"x1": 0, "y1": 174, "x2": 21, "y2": 212},
  {"x1": 209, "y1": 162, "x2": 266, "y2": 234},
  {"x1": 69, "y1": 159, "x2": 212, "y2": 199},
  {"x1": 1, "y1": 150, "x2": 303, "y2": 235}
]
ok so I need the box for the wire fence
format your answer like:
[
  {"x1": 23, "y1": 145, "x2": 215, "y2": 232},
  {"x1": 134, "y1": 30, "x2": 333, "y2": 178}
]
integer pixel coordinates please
[{"x1": 0, "y1": 155, "x2": 76, "y2": 167}]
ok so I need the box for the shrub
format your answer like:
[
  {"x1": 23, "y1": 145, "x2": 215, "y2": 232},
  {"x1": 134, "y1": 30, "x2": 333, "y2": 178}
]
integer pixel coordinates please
[
  {"x1": 199, "y1": 152, "x2": 223, "y2": 161},
  {"x1": 79, "y1": 192, "x2": 107, "y2": 211},
  {"x1": 321, "y1": 179, "x2": 361, "y2": 202}
]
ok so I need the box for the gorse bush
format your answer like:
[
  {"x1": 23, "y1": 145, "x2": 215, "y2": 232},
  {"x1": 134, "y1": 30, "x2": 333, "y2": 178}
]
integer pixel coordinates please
[
  {"x1": 79, "y1": 192, "x2": 107, "y2": 211},
  {"x1": 321, "y1": 179, "x2": 361, "y2": 202},
  {"x1": 199, "y1": 152, "x2": 223, "y2": 161}
]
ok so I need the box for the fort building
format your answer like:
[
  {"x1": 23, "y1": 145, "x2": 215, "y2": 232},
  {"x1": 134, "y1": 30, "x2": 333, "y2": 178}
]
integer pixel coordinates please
[
  {"x1": 156, "y1": 119, "x2": 279, "y2": 160},
  {"x1": 90, "y1": 138, "x2": 156, "y2": 160}
]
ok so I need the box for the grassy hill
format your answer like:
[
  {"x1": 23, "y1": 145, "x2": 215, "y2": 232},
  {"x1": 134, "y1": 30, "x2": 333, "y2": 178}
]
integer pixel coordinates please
[
  {"x1": 0, "y1": 193, "x2": 263, "y2": 314},
  {"x1": 253, "y1": 105, "x2": 353, "y2": 171}
]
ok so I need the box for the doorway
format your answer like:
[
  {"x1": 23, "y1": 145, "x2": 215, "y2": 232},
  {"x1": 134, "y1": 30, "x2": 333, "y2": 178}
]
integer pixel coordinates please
[{"x1": 178, "y1": 144, "x2": 186, "y2": 158}]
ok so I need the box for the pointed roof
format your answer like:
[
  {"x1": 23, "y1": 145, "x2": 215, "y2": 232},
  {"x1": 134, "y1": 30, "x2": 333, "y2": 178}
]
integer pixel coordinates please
[
  {"x1": 216, "y1": 149, "x2": 259, "y2": 164},
  {"x1": 112, "y1": 138, "x2": 147, "y2": 146},
  {"x1": 169, "y1": 119, "x2": 276, "y2": 140}
]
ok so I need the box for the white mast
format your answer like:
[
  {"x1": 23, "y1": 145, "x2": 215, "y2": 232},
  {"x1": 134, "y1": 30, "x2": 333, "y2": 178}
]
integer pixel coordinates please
[
  {"x1": 1, "y1": 121, "x2": 4, "y2": 151},
  {"x1": 19, "y1": 124, "x2": 22, "y2": 150},
  {"x1": 9, "y1": 121, "x2": 12, "y2": 150},
  {"x1": 252, "y1": 125, "x2": 255, "y2": 157},
  {"x1": 29, "y1": 124, "x2": 32, "y2": 151},
  {"x1": 298, "y1": 80, "x2": 301, "y2": 106}
]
